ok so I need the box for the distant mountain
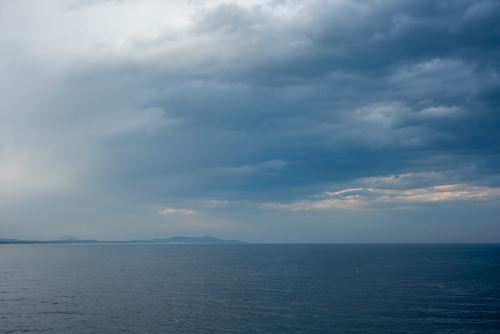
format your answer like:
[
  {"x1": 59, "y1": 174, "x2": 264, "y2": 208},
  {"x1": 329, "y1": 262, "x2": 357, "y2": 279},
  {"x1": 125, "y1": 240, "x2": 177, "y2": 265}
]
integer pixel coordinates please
[
  {"x1": 0, "y1": 236, "x2": 245, "y2": 244},
  {"x1": 55, "y1": 236, "x2": 81, "y2": 241},
  {"x1": 138, "y1": 236, "x2": 246, "y2": 244}
]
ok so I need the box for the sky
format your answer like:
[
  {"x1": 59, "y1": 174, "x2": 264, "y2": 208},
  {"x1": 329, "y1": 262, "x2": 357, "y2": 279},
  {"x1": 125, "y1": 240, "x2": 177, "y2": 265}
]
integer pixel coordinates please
[{"x1": 0, "y1": 0, "x2": 499, "y2": 242}]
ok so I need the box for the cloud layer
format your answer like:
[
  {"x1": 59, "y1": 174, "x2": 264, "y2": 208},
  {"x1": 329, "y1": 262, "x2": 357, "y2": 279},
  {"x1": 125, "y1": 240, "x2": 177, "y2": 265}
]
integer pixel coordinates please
[{"x1": 0, "y1": 0, "x2": 499, "y2": 241}]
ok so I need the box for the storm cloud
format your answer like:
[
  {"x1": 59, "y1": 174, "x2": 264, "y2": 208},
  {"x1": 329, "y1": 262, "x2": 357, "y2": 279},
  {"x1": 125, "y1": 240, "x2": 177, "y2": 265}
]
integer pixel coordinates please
[{"x1": 0, "y1": 0, "x2": 499, "y2": 242}]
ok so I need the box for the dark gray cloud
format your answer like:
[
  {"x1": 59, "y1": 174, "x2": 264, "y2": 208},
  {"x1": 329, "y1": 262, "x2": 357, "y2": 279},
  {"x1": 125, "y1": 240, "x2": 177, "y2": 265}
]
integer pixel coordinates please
[{"x1": 0, "y1": 0, "x2": 499, "y2": 241}]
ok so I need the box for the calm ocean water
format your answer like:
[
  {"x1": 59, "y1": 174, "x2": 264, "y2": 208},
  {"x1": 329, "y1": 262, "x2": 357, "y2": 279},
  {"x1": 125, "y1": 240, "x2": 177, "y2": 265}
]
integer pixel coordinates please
[{"x1": 0, "y1": 244, "x2": 499, "y2": 333}]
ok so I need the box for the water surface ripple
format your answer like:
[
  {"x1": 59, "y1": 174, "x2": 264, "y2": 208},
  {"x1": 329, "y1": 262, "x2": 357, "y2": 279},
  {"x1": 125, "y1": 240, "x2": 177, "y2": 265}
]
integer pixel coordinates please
[{"x1": 0, "y1": 244, "x2": 499, "y2": 333}]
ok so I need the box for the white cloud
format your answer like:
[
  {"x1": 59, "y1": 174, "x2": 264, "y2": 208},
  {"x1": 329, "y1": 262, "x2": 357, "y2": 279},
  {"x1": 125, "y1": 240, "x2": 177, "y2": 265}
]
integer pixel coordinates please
[
  {"x1": 263, "y1": 173, "x2": 500, "y2": 211},
  {"x1": 419, "y1": 106, "x2": 461, "y2": 117},
  {"x1": 463, "y1": 1, "x2": 499, "y2": 21},
  {"x1": 159, "y1": 207, "x2": 195, "y2": 215}
]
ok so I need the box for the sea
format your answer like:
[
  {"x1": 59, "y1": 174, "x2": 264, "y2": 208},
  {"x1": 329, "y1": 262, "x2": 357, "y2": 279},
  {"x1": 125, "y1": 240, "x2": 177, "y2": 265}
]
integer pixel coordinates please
[{"x1": 0, "y1": 244, "x2": 499, "y2": 333}]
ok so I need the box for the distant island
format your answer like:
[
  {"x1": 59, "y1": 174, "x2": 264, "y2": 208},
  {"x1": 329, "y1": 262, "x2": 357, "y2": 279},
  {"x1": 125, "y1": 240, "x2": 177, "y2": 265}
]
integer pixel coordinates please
[
  {"x1": 0, "y1": 236, "x2": 245, "y2": 245},
  {"x1": 130, "y1": 236, "x2": 245, "y2": 244}
]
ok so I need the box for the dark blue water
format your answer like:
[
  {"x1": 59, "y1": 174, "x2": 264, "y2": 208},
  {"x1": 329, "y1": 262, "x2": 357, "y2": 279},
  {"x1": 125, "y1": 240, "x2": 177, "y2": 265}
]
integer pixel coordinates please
[{"x1": 0, "y1": 244, "x2": 499, "y2": 333}]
